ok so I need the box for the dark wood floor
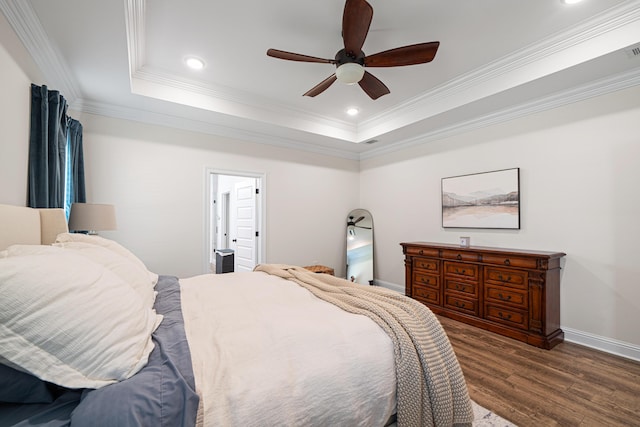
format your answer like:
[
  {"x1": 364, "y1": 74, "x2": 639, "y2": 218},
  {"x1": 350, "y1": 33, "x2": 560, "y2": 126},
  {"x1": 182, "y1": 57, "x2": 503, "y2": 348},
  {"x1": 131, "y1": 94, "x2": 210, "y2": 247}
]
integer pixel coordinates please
[{"x1": 438, "y1": 316, "x2": 640, "y2": 426}]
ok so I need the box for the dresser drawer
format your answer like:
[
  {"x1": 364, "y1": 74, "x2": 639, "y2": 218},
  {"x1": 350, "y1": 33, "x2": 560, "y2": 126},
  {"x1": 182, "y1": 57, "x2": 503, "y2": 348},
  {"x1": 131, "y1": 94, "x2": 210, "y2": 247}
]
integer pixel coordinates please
[
  {"x1": 485, "y1": 284, "x2": 528, "y2": 309},
  {"x1": 484, "y1": 267, "x2": 527, "y2": 289},
  {"x1": 405, "y1": 246, "x2": 440, "y2": 257},
  {"x1": 413, "y1": 284, "x2": 440, "y2": 305},
  {"x1": 414, "y1": 257, "x2": 439, "y2": 273},
  {"x1": 481, "y1": 253, "x2": 539, "y2": 269},
  {"x1": 485, "y1": 304, "x2": 528, "y2": 330},
  {"x1": 441, "y1": 249, "x2": 479, "y2": 262},
  {"x1": 445, "y1": 278, "x2": 478, "y2": 297},
  {"x1": 413, "y1": 271, "x2": 439, "y2": 288},
  {"x1": 444, "y1": 261, "x2": 479, "y2": 281},
  {"x1": 444, "y1": 294, "x2": 478, "y2": 316}
]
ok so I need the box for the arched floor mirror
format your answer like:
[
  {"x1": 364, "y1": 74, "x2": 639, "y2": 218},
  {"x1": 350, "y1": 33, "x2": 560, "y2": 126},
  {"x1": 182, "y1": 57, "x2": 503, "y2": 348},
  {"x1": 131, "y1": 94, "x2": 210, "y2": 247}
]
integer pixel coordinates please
[{"x1": 346, "y1": 209, "x2": 373, "y2": 286}]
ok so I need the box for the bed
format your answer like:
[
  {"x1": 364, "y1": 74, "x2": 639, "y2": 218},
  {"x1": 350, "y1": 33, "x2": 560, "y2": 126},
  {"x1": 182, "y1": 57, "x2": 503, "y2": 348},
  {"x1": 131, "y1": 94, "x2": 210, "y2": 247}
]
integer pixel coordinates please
[{"x1": 0, "y1": 204, "x2": 474, "y2": 427}]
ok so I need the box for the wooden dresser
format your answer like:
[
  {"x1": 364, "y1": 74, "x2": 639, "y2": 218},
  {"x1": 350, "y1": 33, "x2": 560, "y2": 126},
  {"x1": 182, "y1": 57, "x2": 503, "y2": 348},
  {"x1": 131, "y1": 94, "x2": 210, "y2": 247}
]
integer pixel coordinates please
[{"x1": 401, "y1": 242, "x2": 565, "y2": 349}]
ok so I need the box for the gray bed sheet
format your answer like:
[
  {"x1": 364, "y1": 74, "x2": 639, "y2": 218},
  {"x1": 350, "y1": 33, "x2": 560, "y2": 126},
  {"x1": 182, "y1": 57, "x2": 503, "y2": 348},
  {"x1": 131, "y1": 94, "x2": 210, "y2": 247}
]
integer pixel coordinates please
[{"x1": 0, "y1": 275, "x2": 199, "y2": 427}]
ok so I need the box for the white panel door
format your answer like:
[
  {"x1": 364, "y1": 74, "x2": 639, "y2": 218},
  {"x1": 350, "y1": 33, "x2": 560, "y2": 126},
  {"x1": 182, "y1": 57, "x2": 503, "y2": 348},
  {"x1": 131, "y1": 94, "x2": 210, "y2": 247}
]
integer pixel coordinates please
[{"x1": 233, "y1": 180, "x2": 257, "y2": 272}]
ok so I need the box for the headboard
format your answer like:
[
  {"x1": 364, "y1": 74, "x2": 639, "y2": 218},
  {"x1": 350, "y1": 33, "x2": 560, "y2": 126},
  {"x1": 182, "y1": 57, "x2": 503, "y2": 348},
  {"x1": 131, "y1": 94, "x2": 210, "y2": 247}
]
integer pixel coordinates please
[{"x1": 0, "y1": 204, "x2": 69, "y2": 250}]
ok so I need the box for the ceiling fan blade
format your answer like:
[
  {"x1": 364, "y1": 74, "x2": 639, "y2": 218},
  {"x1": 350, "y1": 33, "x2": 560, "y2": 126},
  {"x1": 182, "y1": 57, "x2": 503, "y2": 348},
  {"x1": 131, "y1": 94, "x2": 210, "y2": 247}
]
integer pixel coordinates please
[
  {"x1": 342, "y1": 0, "x2": 373, "y2": 56},
  {"x1": 354, "y1": 216, "x2": 365, "y2": 224},
  {"x1": 358, "y1": 71, "x2": 390, "y2": 100},
  {"x1": 364, "y1": 42, "x2": 440, "y2": 67},
  {"x1": 267, "y1": 49, "x2": 334, "y2": 64},
  {"x1": 304, "y1": 74, "x2": 338, "y2": 97}
]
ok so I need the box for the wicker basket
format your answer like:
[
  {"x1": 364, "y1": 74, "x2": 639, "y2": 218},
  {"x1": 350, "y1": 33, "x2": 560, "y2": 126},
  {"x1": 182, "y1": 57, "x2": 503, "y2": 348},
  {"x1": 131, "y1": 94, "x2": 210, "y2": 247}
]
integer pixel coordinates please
[{"x1": 303, "y1": 265, "x2": 335, "y2": 275}]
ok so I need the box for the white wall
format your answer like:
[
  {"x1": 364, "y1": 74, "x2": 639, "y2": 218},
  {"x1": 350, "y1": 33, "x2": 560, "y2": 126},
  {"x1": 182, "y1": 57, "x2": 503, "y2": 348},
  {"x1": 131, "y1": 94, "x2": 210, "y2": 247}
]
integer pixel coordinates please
[
  {"x1": 361, "y1": 85, "x2": 640, "y2": 356},
  {"x1": 0, "y1": 11, "x2": 44, "y2": 205},
  {"x1": 0, "y1": 21, "x2": 360, "y2": 279},
  {"x1": 2, "y1": 18, "x2": 638, "y2": 359},
  {"x1": 76, "y1": 113, "x2": 359, "y2": 278}
]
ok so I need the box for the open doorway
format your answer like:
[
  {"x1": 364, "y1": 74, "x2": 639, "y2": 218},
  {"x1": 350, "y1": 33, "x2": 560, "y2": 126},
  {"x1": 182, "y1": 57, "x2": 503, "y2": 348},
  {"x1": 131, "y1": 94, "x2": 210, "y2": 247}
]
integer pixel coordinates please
[{"x1": 205, "y1": 168, "x2": 265, "y2": 274}]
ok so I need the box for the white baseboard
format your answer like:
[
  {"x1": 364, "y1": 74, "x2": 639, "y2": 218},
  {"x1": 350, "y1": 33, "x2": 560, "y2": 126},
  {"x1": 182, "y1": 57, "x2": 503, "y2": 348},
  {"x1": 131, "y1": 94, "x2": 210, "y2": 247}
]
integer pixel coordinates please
[
  {"x1": 375, "y1": 280, "x2": 640, "y2": 362},
  {"x1": 563, "y1": 327, "x2": 640, "y2": 362},
  {"x1": 374, "y1": 279, "x2": 405, "y2": 294}
]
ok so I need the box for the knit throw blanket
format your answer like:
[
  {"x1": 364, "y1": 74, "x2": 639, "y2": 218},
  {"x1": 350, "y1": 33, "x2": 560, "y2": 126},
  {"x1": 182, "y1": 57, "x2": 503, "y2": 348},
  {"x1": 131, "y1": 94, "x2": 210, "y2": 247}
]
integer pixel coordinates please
[{"x1": 254, "y1": 264, "x2": 474, "y2": 427}]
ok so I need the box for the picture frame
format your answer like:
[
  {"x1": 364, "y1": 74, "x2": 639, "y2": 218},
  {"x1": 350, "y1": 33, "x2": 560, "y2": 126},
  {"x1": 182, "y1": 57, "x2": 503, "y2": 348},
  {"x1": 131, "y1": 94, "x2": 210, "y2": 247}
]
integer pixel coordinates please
[{"x1": 442, "y1": 168, "x2": 520, "y2": 229}]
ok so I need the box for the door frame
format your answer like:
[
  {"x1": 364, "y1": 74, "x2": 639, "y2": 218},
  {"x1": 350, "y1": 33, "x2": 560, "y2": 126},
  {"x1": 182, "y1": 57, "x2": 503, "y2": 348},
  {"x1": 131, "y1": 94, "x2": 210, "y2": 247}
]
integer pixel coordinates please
[{"x1": 204, "y1": 167, "x2": 266, "y2": 274}]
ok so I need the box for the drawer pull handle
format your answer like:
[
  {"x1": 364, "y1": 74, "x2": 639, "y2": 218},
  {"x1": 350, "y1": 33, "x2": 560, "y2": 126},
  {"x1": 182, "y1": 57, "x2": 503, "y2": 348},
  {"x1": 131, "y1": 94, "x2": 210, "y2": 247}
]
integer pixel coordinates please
[
  {"x1": 456, "y1": 285, "x2": 463, "y2": 291},
  {"x1": 419, "y1": 250, "x2": 424, "y2": 255},
  {"x1": 504, "y1": 259, "x2": 511, "y2": 266},
  {"x1": 497, "y1": 274, "x2": 512, "y2": 282},
  {"x1": 455, "y1": 268, "x2": 466, "y2": 275},
  {"x1": 456, "y1": 254, "x2": 462, "y2": 260},
  {"x1": 455, "y1": 301, "x2": 466, "y2": 308},
  {"x1": 498, "y1": 311, "x2": 512, "y2": 320},
  {"x1": 498, "y1": 293, "x2": 512, "y2": 301}
]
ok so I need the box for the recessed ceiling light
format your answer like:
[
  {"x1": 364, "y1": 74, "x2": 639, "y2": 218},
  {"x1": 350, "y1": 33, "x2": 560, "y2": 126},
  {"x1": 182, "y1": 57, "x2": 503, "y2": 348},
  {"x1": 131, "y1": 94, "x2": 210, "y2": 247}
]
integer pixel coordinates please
[
  {"x1": 561, "y1": 0, "x2": 584, "y2": 4},
  {"x1": 346, "y1": 107, "x2": 359, "y2": 116},
  {"x1": 185, "y1": 56, "x2": 205, "y2": 70}
]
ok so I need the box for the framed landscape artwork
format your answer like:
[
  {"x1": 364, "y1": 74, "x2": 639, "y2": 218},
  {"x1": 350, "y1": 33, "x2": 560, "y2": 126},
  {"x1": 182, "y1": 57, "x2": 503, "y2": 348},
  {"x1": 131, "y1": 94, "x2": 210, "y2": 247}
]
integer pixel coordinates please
[{"x1": 442, "y1": 168, "x2": 520, "y2": 229}]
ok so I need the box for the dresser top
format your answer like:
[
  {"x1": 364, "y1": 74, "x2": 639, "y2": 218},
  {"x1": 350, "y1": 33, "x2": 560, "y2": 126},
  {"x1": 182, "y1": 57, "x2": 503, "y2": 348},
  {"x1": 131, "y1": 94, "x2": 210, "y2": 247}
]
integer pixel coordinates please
[{"x1": 400, "y1": 242, "x2": 566, "y2": 259}]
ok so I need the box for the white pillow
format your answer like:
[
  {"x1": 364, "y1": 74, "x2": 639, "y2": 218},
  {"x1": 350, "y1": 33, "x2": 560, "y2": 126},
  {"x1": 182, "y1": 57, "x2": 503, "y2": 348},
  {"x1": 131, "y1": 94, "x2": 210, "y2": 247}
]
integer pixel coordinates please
[
  {"x1": 55, "y1": 233, "x2": 158, "y2": 286},
  {"x1": 53, "y1": 241, "x2": 156, "y2": 308},
  {"x1": 0, "y1": 245, "x2": 163, "y2": 389}
]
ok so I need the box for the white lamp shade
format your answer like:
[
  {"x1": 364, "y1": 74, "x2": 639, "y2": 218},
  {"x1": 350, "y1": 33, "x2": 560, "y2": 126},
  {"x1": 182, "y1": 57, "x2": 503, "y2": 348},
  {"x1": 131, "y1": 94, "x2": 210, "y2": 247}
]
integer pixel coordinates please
[
  {"x1": 335, "y1": 63, "x2": 365, "y2": 84},
  {"x1": 68, "y1": 203, "x2": 117, "y2": 232}
]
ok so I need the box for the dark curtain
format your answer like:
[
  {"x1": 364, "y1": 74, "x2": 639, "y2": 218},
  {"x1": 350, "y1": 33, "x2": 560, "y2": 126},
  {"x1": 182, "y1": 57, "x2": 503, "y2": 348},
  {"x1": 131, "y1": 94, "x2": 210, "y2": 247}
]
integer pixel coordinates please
[
  {"x1": 68, "y1": 119, "x2": 86, "y2": 204},
  {"x1": 28, "y1": 84, "x2": 68, "y2": 208},
  {"x1": 28, "y1": 84, "x2": 85, "y2": 209}
]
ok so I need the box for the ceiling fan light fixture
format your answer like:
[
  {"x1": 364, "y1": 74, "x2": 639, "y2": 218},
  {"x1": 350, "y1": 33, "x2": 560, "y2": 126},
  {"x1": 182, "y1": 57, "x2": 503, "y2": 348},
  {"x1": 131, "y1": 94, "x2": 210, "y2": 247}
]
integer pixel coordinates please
[
  {"x1": 185, "y1": 56, "x2": 205, "y2": 70},
  {"x1": 335, "y1": 63, "x2": 365, "y2": 84}
]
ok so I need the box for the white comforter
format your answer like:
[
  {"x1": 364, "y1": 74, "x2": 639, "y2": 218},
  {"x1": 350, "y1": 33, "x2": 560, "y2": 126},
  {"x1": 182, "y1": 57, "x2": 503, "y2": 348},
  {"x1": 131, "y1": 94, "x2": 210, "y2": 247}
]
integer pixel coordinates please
[{"x1": 180, "y1": 272, "x2": 397, "y2": 427}]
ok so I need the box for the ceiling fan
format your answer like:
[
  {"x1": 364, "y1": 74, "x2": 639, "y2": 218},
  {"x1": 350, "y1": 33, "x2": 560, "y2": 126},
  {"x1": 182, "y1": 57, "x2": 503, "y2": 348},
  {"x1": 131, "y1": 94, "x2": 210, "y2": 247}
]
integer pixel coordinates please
[
  {"x1": 347, "y1": 216, "x2": 371, "y2": 229},
  {"x1": 347, "y1": 215, "x2": 371, "y2": 239},
  {"x1": 266, "y1": 0, "x2": 440, "y2": 100}
]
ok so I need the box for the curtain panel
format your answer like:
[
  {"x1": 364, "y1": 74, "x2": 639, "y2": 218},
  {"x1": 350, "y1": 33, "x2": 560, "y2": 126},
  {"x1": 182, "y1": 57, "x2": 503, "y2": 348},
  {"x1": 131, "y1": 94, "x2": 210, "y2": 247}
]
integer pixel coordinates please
[
  {"x1": 28, "y1": 84, "x2": 85, "y2": 209},
  {"x1": 68, "y1": 119, "x2": 86, "y2": 205}
]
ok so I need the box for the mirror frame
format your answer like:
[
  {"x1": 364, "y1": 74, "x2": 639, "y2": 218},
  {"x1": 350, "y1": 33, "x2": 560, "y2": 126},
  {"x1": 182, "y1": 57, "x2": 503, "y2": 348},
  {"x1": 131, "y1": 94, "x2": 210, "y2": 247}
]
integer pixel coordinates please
[{"x1": 346, "y1": 208, "x2": 374, "y2": 286}]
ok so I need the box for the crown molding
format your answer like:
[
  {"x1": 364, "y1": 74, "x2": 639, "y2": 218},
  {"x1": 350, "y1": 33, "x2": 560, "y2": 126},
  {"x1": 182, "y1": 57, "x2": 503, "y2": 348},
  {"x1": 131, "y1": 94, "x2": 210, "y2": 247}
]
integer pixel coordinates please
[
  {"x1": 5, "y1": 0, "x2": 639, "y2": 161},
  {"x1": 358, "y1": 1, "x2": 640, "y2": 140},
  {"x1": 360, "y1": 66, "x2": 640, "y2": 160},
  {"x1": 124, "y1": 0, "x2": 640, "y2": 143},
  {"x1": 0, "y1": 0, "x2": 80, "y2": 102},
  {"x1": 79, "y1": 99, "x2": 362, "y2": 161},
  {"x1": 123, "y1": 0, "x2": 145, "y2": 75},
  {"x1": 131, "y1": 66, "x2": 357, "y2": 140},
  {"x1": 124, "y1": 0, "x2": 358, "y2": 142},
  {"x1": 80, "y1": 64, "x2": 640, "y2": 162}
]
